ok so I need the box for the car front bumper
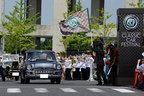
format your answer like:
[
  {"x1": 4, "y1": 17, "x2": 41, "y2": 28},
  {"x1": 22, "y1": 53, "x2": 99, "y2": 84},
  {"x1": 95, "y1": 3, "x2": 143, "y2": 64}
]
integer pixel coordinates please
[{"x1": 25, "y1": 74, "x2": 62, "y2": 79}]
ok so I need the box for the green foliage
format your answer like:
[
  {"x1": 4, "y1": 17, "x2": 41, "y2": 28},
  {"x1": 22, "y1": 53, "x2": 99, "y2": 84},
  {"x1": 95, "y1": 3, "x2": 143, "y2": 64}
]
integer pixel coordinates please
[
  {"x1": 61, "y1": 33, "x2": 91, "y2": 54},
  {"x1": 129, "y1": 0, "x2": 144, "y2": 8},
  {"x1": 63, "y1": 0, "x2": 82, "y2": 19},
  {"x1": 1, "y1": 0, "x2": 40, "y2": 53},
  {"x1": 91, "y1": 8, "x2": 116, "y2": 45},
  {"x1": 40, "y1": 39, "x2": 52, "y2": 50}
]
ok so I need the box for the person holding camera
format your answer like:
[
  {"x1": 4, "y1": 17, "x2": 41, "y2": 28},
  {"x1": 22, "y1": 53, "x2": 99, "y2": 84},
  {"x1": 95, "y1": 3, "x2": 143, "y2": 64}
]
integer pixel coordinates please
[{"x1": 91, "y1": 41, "x2": 107, "y2": 85}]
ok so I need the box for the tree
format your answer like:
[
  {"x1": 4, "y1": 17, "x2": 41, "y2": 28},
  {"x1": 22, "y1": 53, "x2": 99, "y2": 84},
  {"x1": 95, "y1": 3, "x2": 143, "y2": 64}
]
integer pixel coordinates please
[
  {"x1": 1, "y1": 0, "x2": 40, "y2": 54},
  {"x1": 40, "y1": 38, "x2": 52, "y2": 50},
  {"x1": 129, "y1": 0, "x2": 144, "y2": 8},
  {"x1": 91, "y1": 8, "x2": 116, "y2": 45},
  {"x1": 63, "y1": 0, "x2": 82, "y2": 19},
  {"x1": 61, "y1": 33, "x2": 91, "y2": 55}
]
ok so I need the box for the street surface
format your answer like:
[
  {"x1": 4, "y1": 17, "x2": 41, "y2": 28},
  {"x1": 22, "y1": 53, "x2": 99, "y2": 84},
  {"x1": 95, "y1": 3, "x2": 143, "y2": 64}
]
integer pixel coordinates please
[{"x1": 0, "y1": 80, "x2": 143, "y2": 96}]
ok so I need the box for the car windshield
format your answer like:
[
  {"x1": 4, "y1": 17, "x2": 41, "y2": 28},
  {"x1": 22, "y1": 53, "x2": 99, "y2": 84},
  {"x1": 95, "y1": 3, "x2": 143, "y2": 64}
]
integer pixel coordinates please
[{"x1": 27, "y1": 52, "x2": 56, "y2": 61}]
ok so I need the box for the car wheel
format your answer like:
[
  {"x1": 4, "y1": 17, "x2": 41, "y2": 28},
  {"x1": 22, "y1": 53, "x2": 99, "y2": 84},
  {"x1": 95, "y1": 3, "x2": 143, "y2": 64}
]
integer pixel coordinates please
[
  {"x1": 15, "y1": 76, "x2": 19, "y2": 81},
  {"x1": 56, "y1": 78, "x2": 61, "y2": 84},
  {"x1": 51, "y1": 79, "x2": 55, "y2": 84}
]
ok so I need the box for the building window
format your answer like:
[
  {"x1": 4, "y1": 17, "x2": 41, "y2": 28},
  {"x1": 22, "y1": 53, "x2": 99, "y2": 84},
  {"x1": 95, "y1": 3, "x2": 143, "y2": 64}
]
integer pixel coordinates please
[
  {"x1": 26, "y1": 0, "x2": 41, "y2": 24},
  {"x1": 91, "y1": 0, "x2": 104, "y2": 24}
]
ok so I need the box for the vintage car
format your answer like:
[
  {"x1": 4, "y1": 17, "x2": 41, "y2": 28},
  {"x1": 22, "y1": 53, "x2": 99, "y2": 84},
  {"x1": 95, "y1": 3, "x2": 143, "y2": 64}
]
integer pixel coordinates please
[
  {"x1": 0, "y1": 54, "x2": 20, "y2": 81},
  {"x1": 20, "y1": 50, "x2": 62, "y2": 84}
]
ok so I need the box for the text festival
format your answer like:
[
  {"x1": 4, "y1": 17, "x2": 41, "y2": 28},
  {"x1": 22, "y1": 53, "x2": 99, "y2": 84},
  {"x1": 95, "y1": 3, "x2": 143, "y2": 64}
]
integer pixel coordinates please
[{"x1": 121, "y1": 32, "x2": 141, "y2": 47}]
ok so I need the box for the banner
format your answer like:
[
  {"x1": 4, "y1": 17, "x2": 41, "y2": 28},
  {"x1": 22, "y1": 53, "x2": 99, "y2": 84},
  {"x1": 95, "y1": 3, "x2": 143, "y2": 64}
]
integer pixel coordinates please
[{"x1": 60, "y1": 8, "x2": 91, "y2": 34}]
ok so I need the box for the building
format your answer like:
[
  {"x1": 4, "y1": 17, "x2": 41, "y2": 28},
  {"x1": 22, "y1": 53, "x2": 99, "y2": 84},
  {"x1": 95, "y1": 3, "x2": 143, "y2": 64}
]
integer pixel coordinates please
[{"x1": 0, "y1": 0, "x2": 139, "y2": 53}]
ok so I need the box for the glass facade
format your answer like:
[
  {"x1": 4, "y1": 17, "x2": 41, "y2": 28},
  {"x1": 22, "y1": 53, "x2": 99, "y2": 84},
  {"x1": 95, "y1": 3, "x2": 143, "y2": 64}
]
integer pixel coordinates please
[{"x1": 41, "y1": 0, "x2": 54, "y2": 25}]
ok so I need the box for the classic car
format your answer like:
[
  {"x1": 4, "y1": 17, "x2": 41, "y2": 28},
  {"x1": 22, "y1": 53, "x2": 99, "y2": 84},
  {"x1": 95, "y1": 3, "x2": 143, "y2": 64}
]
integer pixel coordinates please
[{"x1": 20, "y1": 50, "x2": 62, "y2": 84}]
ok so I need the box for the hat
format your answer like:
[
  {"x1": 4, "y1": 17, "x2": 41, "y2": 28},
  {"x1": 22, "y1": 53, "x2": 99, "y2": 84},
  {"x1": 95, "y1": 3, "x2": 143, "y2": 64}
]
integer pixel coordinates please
[{"x1": 142, "y1": 52, "x2": 144, "y2": 57}]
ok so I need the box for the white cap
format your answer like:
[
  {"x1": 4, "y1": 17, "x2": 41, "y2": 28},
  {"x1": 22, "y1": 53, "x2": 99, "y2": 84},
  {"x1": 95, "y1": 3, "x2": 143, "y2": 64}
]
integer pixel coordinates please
[{"x1": 142, "y1": 52, "x2": 144, "y2": 56}]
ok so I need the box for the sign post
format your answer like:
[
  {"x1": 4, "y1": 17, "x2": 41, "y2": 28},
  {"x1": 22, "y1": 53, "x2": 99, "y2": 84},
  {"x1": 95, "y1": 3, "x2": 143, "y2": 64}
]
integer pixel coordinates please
[{"x1": 117, "y1": 8, "x2": 144, "y2": 85}]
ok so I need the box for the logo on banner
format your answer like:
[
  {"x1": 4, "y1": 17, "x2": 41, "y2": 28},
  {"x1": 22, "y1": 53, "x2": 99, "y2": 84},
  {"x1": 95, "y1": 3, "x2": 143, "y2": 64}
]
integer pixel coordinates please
[
  {"x1": 123, "y1": 15, "x2": 139, "y2": 30},
  {"x1": 66, "y1": 16, "x2": 81, "y2": 30}
]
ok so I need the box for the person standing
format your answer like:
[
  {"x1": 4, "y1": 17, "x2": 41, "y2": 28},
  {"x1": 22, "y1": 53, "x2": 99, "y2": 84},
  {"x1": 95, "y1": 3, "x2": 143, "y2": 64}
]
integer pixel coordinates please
[
  {"x1": 86, "y1": 54, "x2": 94, "y2": 80},
  {"x1": 81, "y1": 57, "x2": 87, "y2": 80},
  {"x1": 105, "y1": 46, "x2": 111, "y2": 77},
  {"x1": 108, "y1": 42, "x2": 118, "y2": 86},
  {"x1": 136, "y1": 56, "x2": 144, "y2": 89},
  {"x1": 61, "y1": 57, "x2": 66, "y2": 80},
  {"x1": 74, "y1": 57, "x2": 81, "y2": 80},
  {"x1": 72, "y1": 57, "x2": 78, "y2": 80},
  {"x1": 91, "y1": 42, "x2": 107, "y2": 85},
  {"x1": 65, "y1": 56, "x2": 72, "y2": 80},
  {"x1": 56, "y1": 53, "x2": 61, "y2": 64}
]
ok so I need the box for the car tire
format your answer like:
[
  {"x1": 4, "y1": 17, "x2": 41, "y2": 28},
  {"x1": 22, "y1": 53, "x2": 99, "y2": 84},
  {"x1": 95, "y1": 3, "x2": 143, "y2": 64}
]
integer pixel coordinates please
[
  {"x1": 51, "y1": 79, "x2": 55, "y2": 84},
  {"x1": 56, "y1": 78, "x2": 61, "y2": 84},
  {"x1": 15, "y1": 76, "x2": 19, "y2": 81}
]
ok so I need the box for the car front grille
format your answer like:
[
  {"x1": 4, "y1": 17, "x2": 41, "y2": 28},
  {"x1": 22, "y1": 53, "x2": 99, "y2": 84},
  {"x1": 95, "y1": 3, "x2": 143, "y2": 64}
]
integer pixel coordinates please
[{"x1": 34, "y1": 68, "x2": 55, "y2": 74}]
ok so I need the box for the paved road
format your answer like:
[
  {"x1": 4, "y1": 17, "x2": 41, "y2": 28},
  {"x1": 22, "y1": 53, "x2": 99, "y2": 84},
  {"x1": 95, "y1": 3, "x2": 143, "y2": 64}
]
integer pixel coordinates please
[{"x1": 0, "y1": 80, "x2": 143, "y2": 96}]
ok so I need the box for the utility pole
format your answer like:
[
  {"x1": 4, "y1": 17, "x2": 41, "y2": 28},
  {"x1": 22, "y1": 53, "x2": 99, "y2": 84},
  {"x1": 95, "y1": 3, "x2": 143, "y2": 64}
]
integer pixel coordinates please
[{"x1": 1, "y1": 0, "x2": 5, "y2": 54}]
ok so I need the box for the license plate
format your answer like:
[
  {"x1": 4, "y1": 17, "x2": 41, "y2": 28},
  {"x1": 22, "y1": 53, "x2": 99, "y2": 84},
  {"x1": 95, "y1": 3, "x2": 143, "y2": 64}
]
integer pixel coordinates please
[
  {"x1": 12, "y1": 72, "x2": 19, "y2": 76},
  {"x1": 40, "y1": 74, "x2": 48, "y2": 78}
]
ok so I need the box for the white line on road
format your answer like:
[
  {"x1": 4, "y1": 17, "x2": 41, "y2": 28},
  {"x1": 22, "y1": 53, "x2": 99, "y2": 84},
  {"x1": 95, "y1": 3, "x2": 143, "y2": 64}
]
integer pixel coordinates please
[
  {"x1": 7, "y1": 88, "x2": 21, "y2": 93},
  {"x1": 112, "y1": 88, "x2": 136, "y2": 93},
  {"x1": 34, "y1": 88, "x2": 48, "y2": 93},
  {"x1": 60, "y1": 88, "x2": 77, "y2": 93},
  {"x1": 87, "y1": 88, "x2": 105, "y2": 93}
]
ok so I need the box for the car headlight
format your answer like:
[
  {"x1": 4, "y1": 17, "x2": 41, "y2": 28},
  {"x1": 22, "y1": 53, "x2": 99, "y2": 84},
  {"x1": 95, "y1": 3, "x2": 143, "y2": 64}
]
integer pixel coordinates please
[
  {"x1": 27, "y1": 65, "x2": 32, "y2": 70},
  {"x1": 57, "y1": 64, "x2": 61, "y2": 70}
]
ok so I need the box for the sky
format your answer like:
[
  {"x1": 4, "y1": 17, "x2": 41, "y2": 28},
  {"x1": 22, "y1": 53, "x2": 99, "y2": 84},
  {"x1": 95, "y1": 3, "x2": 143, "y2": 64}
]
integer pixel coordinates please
[
  {"x1": 105, "y1": 0, "x2": 125, "y2": 24},
  {"x1": 4, "y1": 0, "x2": 125, "y2": 25}
]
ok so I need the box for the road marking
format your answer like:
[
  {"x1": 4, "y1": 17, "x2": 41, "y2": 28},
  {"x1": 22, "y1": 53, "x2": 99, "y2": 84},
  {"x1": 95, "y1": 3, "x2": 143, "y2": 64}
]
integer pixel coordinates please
[
  {"x1": 34, "y1": 88, "x2": 48, "y2": 93},
  {"x1": 112, "y1": 88, "x2": 135, "y2": 93},
  {"x1": 60, "y1": 88, "x2": 77, "y2": 92},
  {"x1": 87, "y1": 88, "x2": 105, "y2": 93},
  {"x1": 7, "y1": 88, "x2": 21, "y2": 93}
]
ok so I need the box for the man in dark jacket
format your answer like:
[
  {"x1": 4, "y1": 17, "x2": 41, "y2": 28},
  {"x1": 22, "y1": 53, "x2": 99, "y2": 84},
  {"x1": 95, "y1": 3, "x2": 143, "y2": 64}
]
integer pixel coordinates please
[{"x1": 91, "y1": 42, "x2": 107, "y2": 85}]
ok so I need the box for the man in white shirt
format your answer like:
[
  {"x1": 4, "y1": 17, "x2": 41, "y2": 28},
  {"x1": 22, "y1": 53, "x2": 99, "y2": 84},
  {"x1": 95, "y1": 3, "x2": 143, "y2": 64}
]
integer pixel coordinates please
[
  {"x1": 81, "y1": 58, "x2": 87, "y2": 80},
  {"x1": 86, "y1": 54, "x2": 94, "y2": 80},
  {"x1": 65, "y1": 57, "x2": 72, "y2": 80}
]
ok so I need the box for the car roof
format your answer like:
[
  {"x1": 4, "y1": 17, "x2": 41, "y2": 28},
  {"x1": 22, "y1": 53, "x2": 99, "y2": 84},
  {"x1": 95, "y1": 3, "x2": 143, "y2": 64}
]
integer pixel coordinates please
[{"x1": 26, "y1": 50, "x2": 55, "y2": 53}]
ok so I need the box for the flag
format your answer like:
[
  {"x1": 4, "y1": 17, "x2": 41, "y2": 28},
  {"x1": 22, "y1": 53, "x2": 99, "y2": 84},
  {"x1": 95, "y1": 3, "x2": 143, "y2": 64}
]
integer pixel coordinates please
[{"x1": 60, "y1": 8, "x2": 91, "y2": 34}]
